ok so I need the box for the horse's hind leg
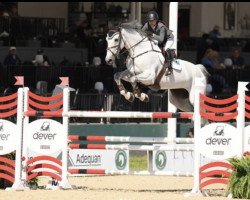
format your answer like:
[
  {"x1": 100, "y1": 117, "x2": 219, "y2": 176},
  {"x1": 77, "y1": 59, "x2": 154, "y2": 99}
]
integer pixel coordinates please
[
  {"x1": 169, "y1": 89, "x2": 193, "y2": 112},
  {"x1": 169, "y1": 89, "x2": 194, "y2": 137},
  {"x1": 114, "y1": 70, "x2": 134, "y2": 102},
  {"x1": 188, "y1": 80, "x2": 208, "y2": 132}
]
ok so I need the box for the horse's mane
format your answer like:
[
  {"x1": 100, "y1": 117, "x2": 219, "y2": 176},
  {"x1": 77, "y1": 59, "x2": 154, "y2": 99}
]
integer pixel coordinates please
[
  {"x1": 119, "y1": 20, "x2": 147, "y2": 37},
  {"x1": 120, "y1": 20, "x2": 142, "y2": 29},
  {"x1": 107, "y1": 20, "x2": 150, "y2": 40}
]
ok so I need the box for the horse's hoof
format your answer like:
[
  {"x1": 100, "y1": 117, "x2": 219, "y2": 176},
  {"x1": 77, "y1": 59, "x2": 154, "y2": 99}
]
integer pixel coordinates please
[
  {"x1": 120, "y1": 90, "x2": 126, "y2": 95},
  {"x1": 139, "y1": 93, "x2": 149, "y2": 102},
  {"x1": 143, "y1": 96, "x2": 149, "y2": 102},
  {"x1": 134, "y1": 93, "x2": 140, "y2": 98},
  {"x1": 128, "y1": 95, "x2": 135, "y2": 102},
  {"x1": 125, "y1": 92, "x2": 134, "y2": 102}
]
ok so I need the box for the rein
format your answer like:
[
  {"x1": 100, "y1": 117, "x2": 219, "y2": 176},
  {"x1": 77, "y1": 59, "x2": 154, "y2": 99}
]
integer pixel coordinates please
[{"x1": 121, "y1": 29, "x2": 162, "y2": 60}]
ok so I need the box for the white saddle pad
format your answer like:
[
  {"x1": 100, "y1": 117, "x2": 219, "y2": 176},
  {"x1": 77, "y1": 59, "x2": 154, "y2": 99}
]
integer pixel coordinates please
[{"x1": 172, "y1": 59, "x2": 182, "y2": 70}]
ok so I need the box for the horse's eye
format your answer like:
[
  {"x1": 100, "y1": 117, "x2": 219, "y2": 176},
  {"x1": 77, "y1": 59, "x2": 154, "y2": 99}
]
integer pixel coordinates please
[{"x1": 114, "y1": 39, "x2": 119, "y2": 42}]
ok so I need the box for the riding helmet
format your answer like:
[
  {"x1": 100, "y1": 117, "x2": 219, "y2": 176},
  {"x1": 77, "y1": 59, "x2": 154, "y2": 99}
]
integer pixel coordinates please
[{"x1": 147, "y1": 11, "x2": 159, "y2": 21}]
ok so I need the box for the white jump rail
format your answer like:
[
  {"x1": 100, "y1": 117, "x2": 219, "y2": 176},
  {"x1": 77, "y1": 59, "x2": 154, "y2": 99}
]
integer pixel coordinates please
[
  {"x1": 64, "y1": 111, "x2": 193, "y2": 119},
  {"x1": 68, "y1": 135, "x2": 194, "y2": 144}
]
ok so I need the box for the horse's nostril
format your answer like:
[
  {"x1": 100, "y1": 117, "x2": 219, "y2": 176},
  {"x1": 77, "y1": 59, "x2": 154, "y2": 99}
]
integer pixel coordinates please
[{"x1": 107, "y1": 59, "x2": 113, "y2": 65}]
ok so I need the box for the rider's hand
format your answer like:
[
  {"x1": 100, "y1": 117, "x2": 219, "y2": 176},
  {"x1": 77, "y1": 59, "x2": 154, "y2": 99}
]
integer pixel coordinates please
[{"x1": 145, "y1": 31, "x2": 153, "y2": 37}]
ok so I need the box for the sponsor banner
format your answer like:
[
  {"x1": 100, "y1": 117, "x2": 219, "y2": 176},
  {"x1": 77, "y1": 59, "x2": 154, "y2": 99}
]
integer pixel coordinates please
[
  {"x1": 244, "y1": 125, "x2": 250, "y2": 151},
  {"x1": 0, "y1": 119, "x2": 18, "y2": 155},
  {"x1": 153, "y1": 144, "x2": 194, "y2": 173},
  {"x1": 68, "y1": 149, "x2": 129, "y2": 171},
  {"x1": 26, "y1": 119, "x2": 64, "y2": 155},
  {"x1": 198, "y1": 123, "x2": 238, "y2": 160},
  {"x1": 152, "y1": 144, "x2": 214, "y2": 173}
]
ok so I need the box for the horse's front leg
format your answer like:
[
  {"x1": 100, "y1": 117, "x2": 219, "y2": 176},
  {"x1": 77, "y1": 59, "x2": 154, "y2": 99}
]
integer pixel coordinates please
[{"x1": 114, "y1": 70, "x2": 135, "y2": 102}]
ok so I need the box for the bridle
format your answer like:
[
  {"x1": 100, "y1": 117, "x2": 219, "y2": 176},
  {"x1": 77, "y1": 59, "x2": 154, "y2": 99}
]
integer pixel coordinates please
[{"x1": 106, "y1": 31, "x2": 123, "y2": 59}]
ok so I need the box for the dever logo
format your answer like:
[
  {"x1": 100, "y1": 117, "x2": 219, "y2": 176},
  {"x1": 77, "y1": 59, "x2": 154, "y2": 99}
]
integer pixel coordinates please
[
  {"x1": 206, "y1": 125, "x2": 231, "y2": 145},
  {"x1": 214, "y1": 126, "x2": 224, "y2": 136},
  {"x1": 40, "y1": 122, "x2": 50, "y2": 131},
  {"x1": 0, "y1": 122, "x2": 3, "y2": 132}
]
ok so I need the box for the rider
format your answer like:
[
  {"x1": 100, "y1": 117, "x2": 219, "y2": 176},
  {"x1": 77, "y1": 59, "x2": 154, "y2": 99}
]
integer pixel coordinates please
[{"x1": 142, "y1": 10, "x2": 175, "y2": 75}]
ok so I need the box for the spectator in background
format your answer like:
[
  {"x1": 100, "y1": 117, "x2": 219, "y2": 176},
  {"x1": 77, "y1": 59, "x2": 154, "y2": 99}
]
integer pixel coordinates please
[
  {"x1": 3, "y1": 46, "x2": 21, "y2": 66},
  {"x1": 209, "y1": 25, "x2": 222, "y2": 39},
  {"x1": 9, "y1": 5, "x2": 18, "y2": 17},
  {"x1": 231, "y1": 48, "x2": 245, "y2": 69},
  {"x1": 59, "y1": 56, "x2": 72, "y2": 67},
  {"x1": 208, "y1": 73, "x2": 229, "y2": 95},
  {"x1": 69, "y1": 20, "x2": 89, "y2": 48},
  {"x1": 208, "y1": 26, "x2": 221, "y2": 53},
  {"x1": 3, "y1": 46, "x2": 21, "y2": 89},
  {"x1": 196, "y1": 34, "x2": 220, "y2": 64},
  {"x1": 201, "y1": 48, "x2": 221, "y2": 69},
  {"x1": 93, "y1": 82, "x2": 107, "y2": 94},
  {"x1": 89, "y1": 81, "x2": 108, "y2": 115},
  {"x1": 196, "y1": 33, "x2": 209, "y2": 64},
  {"x1": 32, "y1": 49, "x2": 51, "y2": 66},
  {"x1": 243, "y1": 40, "x2": 250, "y2": 52},
  {"x1": 201, "y1": 49, "x2": 230, "y2": 94},
  {"x1": 2, "y1": 9, "x2": 9, "y2": 17}
]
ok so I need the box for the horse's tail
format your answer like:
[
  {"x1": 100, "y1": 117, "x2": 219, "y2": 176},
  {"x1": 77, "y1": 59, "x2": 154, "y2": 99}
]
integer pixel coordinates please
[
  {"x1": 195, "y1": 64, "x2": 210, "y2": 125},
  {"x1": 195, "y1": 64, "x2": 211, "y2": 96},
  {"x1": 196, "y1": 64, "x2": 210, "y2": 82}
]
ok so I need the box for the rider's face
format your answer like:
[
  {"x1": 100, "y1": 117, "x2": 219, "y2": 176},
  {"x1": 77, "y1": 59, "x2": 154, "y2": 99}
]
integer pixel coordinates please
[{"x1": 148, "y1": 19, "x2": 157, "y2": 26}]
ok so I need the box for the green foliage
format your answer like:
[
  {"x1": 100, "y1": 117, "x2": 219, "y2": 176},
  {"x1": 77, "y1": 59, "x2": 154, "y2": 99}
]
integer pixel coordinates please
[
  {"x1": 129, "y1": 155, "x2": 148, "y2": 171},
  {"x1": 227, "y1": 154, "x2": 250, "y2": 199},
  {"x1": 4, "y1": 152, "x2": 15, "y2": 160}
]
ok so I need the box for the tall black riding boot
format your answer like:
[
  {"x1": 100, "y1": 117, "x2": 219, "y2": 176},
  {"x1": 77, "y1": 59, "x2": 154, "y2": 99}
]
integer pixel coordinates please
[{"x1": 165, "y1": 49, "x2": 173, "y2": 76}]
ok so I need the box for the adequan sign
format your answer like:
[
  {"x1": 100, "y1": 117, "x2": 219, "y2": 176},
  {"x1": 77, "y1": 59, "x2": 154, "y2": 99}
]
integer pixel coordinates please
[
  {"x1": 68, "y1": 149, "x2": 129, "y2": 171},
  {"x1": 152, "y1": 144, "x2": 195, "y2": 173}
]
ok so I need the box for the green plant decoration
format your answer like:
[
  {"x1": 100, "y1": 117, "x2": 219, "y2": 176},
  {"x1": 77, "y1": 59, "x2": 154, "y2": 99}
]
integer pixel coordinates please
[{"x1": 227, "y1": 151, "x2": 250, "y2": 199}]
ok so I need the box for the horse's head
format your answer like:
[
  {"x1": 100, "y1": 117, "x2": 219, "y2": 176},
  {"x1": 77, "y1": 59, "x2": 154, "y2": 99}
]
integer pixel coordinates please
[{"x1": 105, "y1": 29, "x2": 125, "y2": 67}]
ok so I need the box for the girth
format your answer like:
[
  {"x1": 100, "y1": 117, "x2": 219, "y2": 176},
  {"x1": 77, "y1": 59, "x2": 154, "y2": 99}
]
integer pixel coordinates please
[{"x1": 148, "y1": 62, "x2": 168, "y2": 91}]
